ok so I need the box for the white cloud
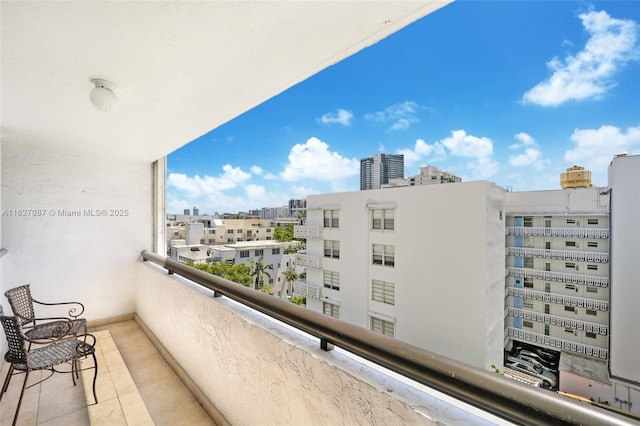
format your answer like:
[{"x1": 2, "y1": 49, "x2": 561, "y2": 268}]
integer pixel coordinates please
[
  {"x1": 523, "y1": 10, "x2": 639, "y2": 106},
  {"x1": 397, "y1": 130, "x2": 498, "y2": 179},
  {"x1": 508, "y1": 132, "x2": 547, "y2": 170},
  {"x1": 564, "y1": 125, "x2": 640, "y2": 172},
  {"x1": 250, "y1": 165, "x2": 263, "y2": 175},
  {"x1": 280, "y1": 137, "x2": 360, "y2": 182},
  {"x1": 441, "y1": 130, "x2": 493, "y2": 158},
  {"x1": 365, "y1": 101, "x2": 422, "y2": 130},
  {"x1": 317, "y1": 108, "x2": 354, "y2": 126},
  {"x1": 167, "y1": 165, "x2": 251, "y2": 197}
]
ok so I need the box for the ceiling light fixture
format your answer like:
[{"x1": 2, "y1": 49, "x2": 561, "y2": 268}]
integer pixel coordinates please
[{"x1": 89, "y1": 79, "x2": 118, "y2": 112}]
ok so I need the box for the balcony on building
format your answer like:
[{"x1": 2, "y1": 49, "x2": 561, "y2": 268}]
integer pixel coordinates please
[{"x1": 1, "y1": 2, "x2": 634, "y2": 425}]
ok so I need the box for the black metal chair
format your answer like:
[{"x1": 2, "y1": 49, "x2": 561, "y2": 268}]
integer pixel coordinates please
[
  {"x1": 0, "y1": 306, "x2": 98, "y2": 426},
  {"x1": 4, "y1": 284, "x2": 86, "y2": 344}
]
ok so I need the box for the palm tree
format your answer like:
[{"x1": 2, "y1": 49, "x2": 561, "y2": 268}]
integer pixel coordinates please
[
  {"x1": 249, "y1": 257, "x2": 273, "y2": 291},
  {"x1": 281, "y1": 267, "x2": 299, "y2": 299}
]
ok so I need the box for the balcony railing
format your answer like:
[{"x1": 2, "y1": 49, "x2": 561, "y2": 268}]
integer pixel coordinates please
[
  {"x1": 507, "y1": 247, "x2": 609, "y2": 263},
  {"x1": 506, "y1": 286, "x2": 609, "y2": 311},
  {"x1": 294, "y1": 225, "x2": 322, "y2": 239},
  {"x1": 508, "y1": 267, "x2": 609, "y2": 287},
  {"x1": 507, "y1": 307, "x2": 609, "y2": 336},
  {"x1": 506, "y1": 227, "x2": 609, "y2": 239},
  {"x1": 293, "y1": 280, "x2": 322, "y2": 300},
  {"x1": 294, "y1": 253, "x2": 322, "y2": 269},
  {"x1": 141, "y1": 250, "x2": 632, "y2": 425},
  {"x1": 507, "y1": 327, "x2": 608, "y2": 359}
]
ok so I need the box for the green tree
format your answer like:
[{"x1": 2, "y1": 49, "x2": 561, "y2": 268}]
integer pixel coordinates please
[
  {"x1": 281, "y1": 267, "x2": 299, "y2": 299},
  {"x1": 189, "y1": 261, "x2": 252, "y2": 287},
  {"x1": 260, "y1": 283, "x2": 273, "y2": 295},
  {"x1": 249, "y1": 257, "x2": 273, "y2": 290},
  {"x1": 290, "y1": 295, "x2": 306, "y2": 306},
  {"x1": 274, "y1": 225, "x2": 294, "y2": 242}
]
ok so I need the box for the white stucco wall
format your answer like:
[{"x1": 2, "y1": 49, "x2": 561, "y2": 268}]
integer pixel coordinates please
[
  {"x1": 304, "y1": 181, "x2": 506, "y2": 370},
  {"x1": 135, "y1": 260, "x2": 504, "y2": 425},
  {"x1": 608, "y1": 155, "x2": 640, "y2": 384},
  {"x1": 1, "y1": 143, "x2": 152, "y2": 320}
]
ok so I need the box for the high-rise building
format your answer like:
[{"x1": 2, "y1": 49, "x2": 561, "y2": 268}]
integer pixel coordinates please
[
  {"x1": 193, "y1": 206, "x2": 199, "y2": 216},
  {"x1": 360, "y1": 153, "x2": 404, "y2": 190},
  {"x1": 184, "y1": 208, "x2": 190, "y2": 215}
]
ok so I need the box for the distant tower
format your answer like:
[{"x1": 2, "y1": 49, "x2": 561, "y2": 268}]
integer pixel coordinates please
[
  {"x1": 360, "y1": 153, "x2": 404, "y2": 190},
  {"x1": 184, "y1": 208, "x2": 190, "y2": 215},
  {"x1": 560, "y1": 166, "x2": 592, "y2": 189},
  {"x1": 193, "y1": 206, "x2": 199, "y2": 216}
]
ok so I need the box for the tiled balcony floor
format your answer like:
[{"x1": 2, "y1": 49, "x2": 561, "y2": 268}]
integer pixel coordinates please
[{"x1": 0, "y1": 320, "x2": 215, "y2": 425}]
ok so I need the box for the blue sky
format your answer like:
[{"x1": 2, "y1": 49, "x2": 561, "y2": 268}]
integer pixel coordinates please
[{"x1": 167, "y1": 1, "x2": 640, "y2": 215}]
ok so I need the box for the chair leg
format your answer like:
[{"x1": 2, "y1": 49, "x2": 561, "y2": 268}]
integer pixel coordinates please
[
  {"x1": 12, "y1": 369, "x2": 29, "y2": 426},
  {"x1": 1, "y1": 364, "x2": 14, "y2": 399},
  {"x1": 90, "y1": 352, "x2": 98, "y2": 404}
]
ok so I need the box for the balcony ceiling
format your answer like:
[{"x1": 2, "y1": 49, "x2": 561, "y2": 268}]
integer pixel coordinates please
[{"x1": 1, "y1": 1, "x2": 450, "y2": 163}]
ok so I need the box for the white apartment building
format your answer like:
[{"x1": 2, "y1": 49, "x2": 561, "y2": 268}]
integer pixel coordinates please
[
  {"x1": 409, "y1": 165, "x2": 462, "y2": 186},
  {"x1": 294, "y1": 180, "x2": 506, "y2": 370},
  {"x1": 295, "y1": 155, "x2": 640, "y2": 414}
]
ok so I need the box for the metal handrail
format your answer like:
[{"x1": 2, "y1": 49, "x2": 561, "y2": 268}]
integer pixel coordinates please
[{"x1": 140, "y1": 250, "x2": 634, "y2": 426}]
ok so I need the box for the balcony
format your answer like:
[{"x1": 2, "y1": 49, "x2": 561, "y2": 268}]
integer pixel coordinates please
[
  {"x1": 293, "y1": 225, "x2": 322, "y2": 239},
  {"x1": 508, "y1": 267, "x2": 609, "y2": 287},
  {"x1": 506, "y1": 227, "x2": 609, "y2": 239},
  {"x1": 507, "y1": 307, "x2": 609, "y2": 335},
  {"x1": 506, "y1": 247, "x2": 609, "y2": 263},
  {"x1": 293, "y1": 279, "x2": 323, "y2": 300},
  {"x1": 293, "y1": 253, "x2": 323, "y2": 269},
  {"x1": 507, "y1": 327, "x2": 608, "y2": 359},
  {"x1": 506, "y1": 286, "x2": 609, "y2": 311}
]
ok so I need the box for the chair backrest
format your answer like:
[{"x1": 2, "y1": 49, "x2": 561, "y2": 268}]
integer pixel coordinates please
[
  {"x1": 0, "y1": 307, "x2": 28, "y2": 365},
  {"x1": 4, "y1": 284, "x2": 35, "y2": 326}
]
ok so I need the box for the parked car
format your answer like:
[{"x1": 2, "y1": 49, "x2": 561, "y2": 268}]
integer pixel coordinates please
[
  {"x1": 516, "y1": 353, "x2": 557, "y2": 374},
  {"x1": 516, "y1": 349, "x2": 557, "y2": 368},
  {"x1": 506, "y1": 356, "x2": 557, "y2": 388}
]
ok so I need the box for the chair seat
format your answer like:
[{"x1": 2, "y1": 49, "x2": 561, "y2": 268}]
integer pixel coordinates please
[
  {"x1": 7, "y1": 338, "x2": 95, "y2": 371},
  {"x1": 24, "y1": 318, "x2": 87, "y2": 341}
]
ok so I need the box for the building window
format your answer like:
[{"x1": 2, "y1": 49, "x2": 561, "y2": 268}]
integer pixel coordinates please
[
  {"x1": 565, "y1": 241, "x2": 576, "y2": 247},
  {"x1": 545, "y1": 263, "x2": 551, "y2": 272},
  {"x1": 544, "y1": 216, "x2": 552, "y2": 228},
  {"x1": 208, "y1": 239, "x2": 215, "y2": 244},
  {"x1": 255, "y1": 249, "x2": 264, "y2": 257},
  {"x1": 323, "y1": 271, "x2": 340, "y2": 290},
  {"x1": 372, "y1": 280, "x2": 395, "y2": 305},
  {"x1": 239, "y1": 250, "x2": 249, "y2": 258},
  {"x1": 565, "y1": 328, "x2": 574, "y2": 333},
  {"x1": 523, "y1": 321, "x2": 533, "y2": 328},
  {"x1": 272, "y1": 248, "x2": 280, "y2": 255},
  {"x1": 323, "y1": 209, "x2": 339, "y2": 229},
  {"x1": 237, "y1": 229, "x2": 243, "y2": 233},
  {"x1": 267, "y1": 229, "x2": 272, "y2": 233},
  {"x1": 545, "y1": 283, "x2": 551, "y2": 293},
  {"x1": 586, "y1": 287, "x2": 598, "y2": 293},
  {"x1": 227, "y1": 238, "x2": 234, "y2": 243},
  {"x1": 370, "y1": 317, "x2": 394, "y2": 337},
  {"x1": 565, "y1": 284, "x2": 576, "y2": 290},
  {"x1": 523, "y1": 216, "x2": 533, "y2": 227},
  {"x1": 372, "y1": 244, "x2": 395, "y2": 267},
  {"x1": 587, "y1": 241, "x2": 598, "y2": 248},
  {"x1": 524, "y1": 278, "x2": 534, "y2": 288},
  {"x1": 565, "y1": 306, "x2": 575, "y2": 312},
  {"x1": 208, "y1": 230, "x2": 215, "y2": 234},
  {"x1": 566, "y1": 219, "x2": 576, "y2": 225},
  {"x1": 523, "y1": 300, "x2": 534, "y2": 309},
  {"x1": 324, "y1": 240, "x2": 340, "y2": 259},
  {"x1": 545, "y1": 304, "x2": 550, "y2": 314},
  {"x1": 372, "y1": 208, "x2": 395, "y2": 231},
  {"x1": 227, "y1": 229, "x2": 234, "y2": 234},
  {"x1": 545, "y1": 324, "x2": 550, "y2": 336},
  {"x1": 173, "y1": 232, "x2": 180, "y2": 237},
  {"x1": 586, "y1": 309, "x2": 597, "y2": 316},
  {"x1": 587, "y1": 218, "x2": 599, "y2": 225},
  {"x1": 323, "y1": 302, "x2": 340, "y2": 319},
  {"x1": 565, "y1": 262, "x2": 576, "y2": 269},
  {"x1": 523, "y1": 257, "x2": 534, "y2": 268},
  {"x1": 587, "y1": 264, "x2": 598, "y2": 271},
  {"x1": 586, "y1": 332, "x2": 597, "y2": 339},
  {"x1": 545, "y1": 241, "x2": 551, "y2": 249}
]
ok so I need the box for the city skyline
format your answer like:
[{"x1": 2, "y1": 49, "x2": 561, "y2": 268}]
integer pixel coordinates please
[{"x1": 167, "y1": 1, "x2": 640, "y2": 215}]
